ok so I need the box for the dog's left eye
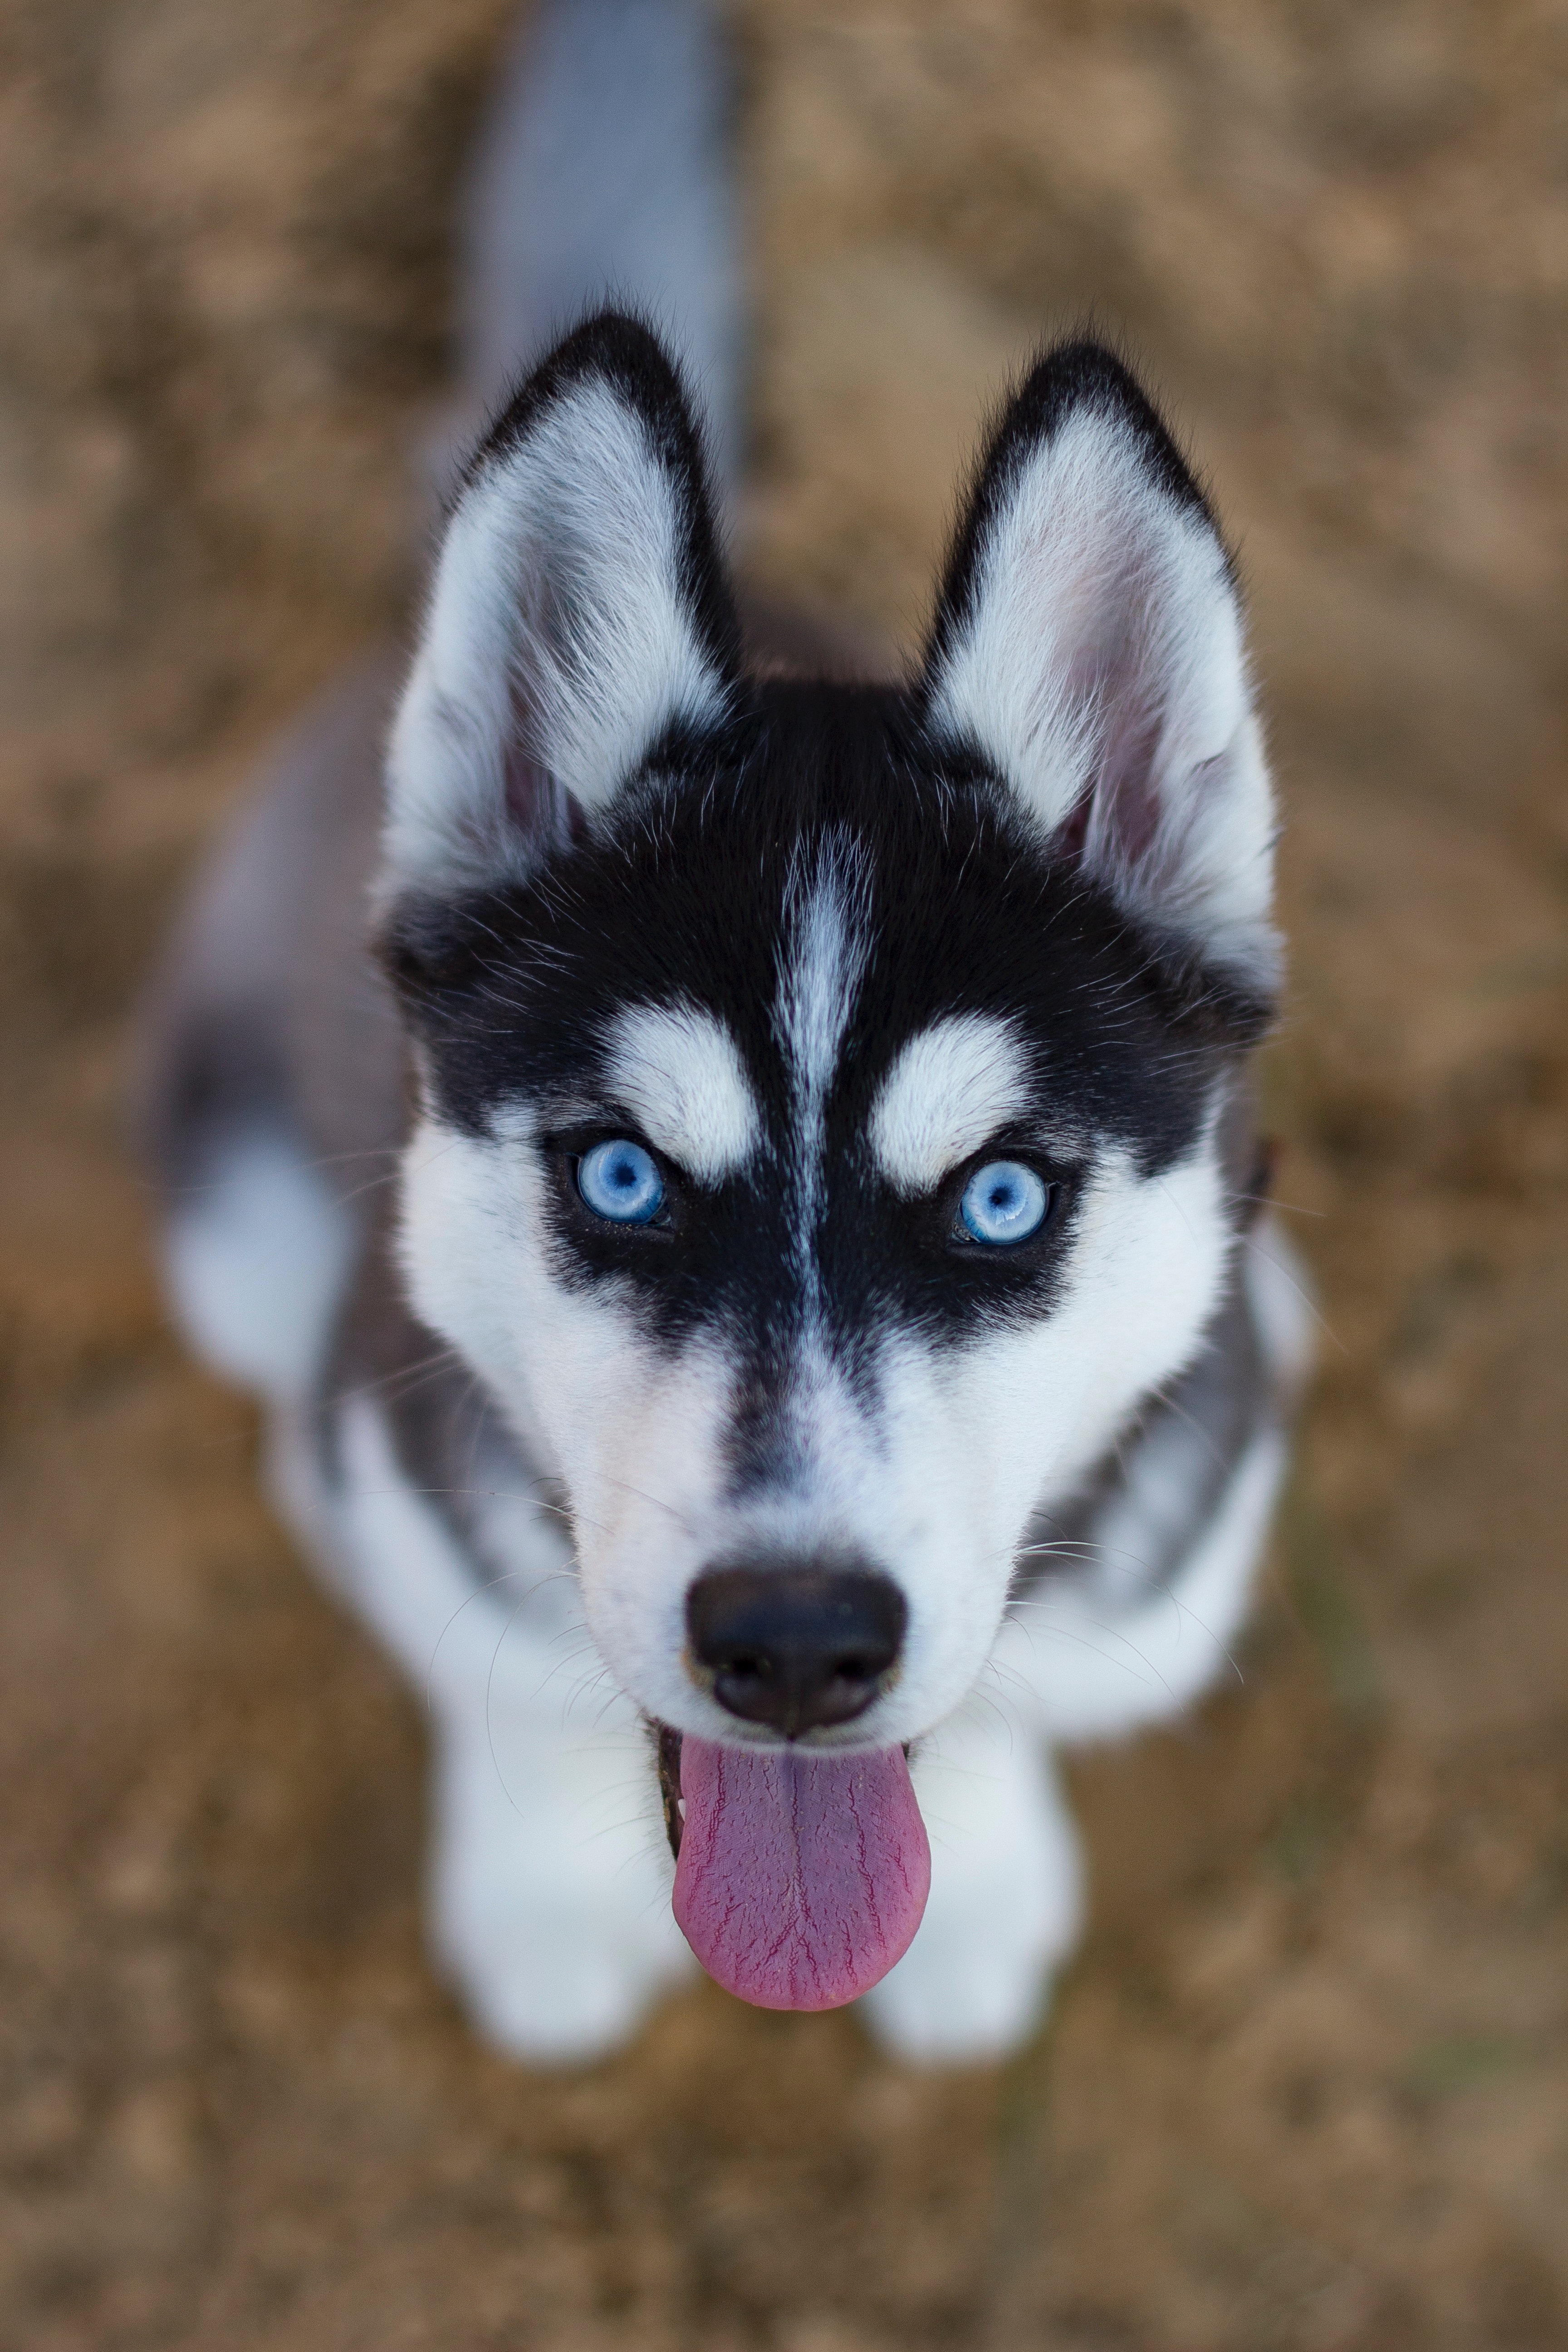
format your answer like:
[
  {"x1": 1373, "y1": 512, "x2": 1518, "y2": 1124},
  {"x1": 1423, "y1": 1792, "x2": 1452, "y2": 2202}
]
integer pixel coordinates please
[
  {"x1": 956, "y1": 1160, "x2": 1053, "y2": 1246},
  {"x1": 577, "y1": 1137, "x2": 666, "y2": 1225}
]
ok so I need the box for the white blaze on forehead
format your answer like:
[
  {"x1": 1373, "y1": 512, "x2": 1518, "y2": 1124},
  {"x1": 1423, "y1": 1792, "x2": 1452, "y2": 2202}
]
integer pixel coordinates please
[
  {"x1": 774, "y1": 835, "x2": 871, "y2": 1284},
  {"x1": 869, "y1": 1014, "x2": 1034, "y2": 1194},
  {"x1": 602, "y1": 1002, "x2": 761, "y2": 1183},
  {"x1": 776, "y1": 837, "x2": 869, "y2": 1104}
]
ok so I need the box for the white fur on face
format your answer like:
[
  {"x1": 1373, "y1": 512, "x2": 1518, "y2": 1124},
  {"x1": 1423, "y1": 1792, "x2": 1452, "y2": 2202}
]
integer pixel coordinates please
[
  {"x1": 396, "y1": 1091, "x2": 1236, "y2": 1760},
  {"x1": 869, "y1": 1013, "x2": 1034, "y2": 1195},
  {"x1": 773, "y1": 836, "x2": 869, "y2": 1277},
  {"x1": 602, "y1": 1002, "x2": 762, "y2": 1183},
  {"x1": 382, "y1": 376, "x2": 728, "y2": 901},
  {"x1": 927, "y1": 407, "x2": 1278, "y2": 994}
]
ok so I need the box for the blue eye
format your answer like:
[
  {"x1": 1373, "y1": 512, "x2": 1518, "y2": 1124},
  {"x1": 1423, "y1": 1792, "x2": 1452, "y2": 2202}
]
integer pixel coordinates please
[
  {"x1": 577, "y1": 1138, "x2": 666, "y2": 1225},
  {"x1": 958, "y1": 1160, "x2": 1052, "y2": 1246}
]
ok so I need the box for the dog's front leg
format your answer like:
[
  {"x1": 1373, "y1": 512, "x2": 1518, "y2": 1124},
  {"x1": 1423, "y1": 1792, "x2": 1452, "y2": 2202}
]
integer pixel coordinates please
[
  {"x1": 426, "y1": 1680, "x2": 695, "y2": 2065},
  {"x1": 860, "y1": 1708, "x2": 1083, "y2": 2065},
  {"x1": 328, "y1": 1394, "x2": 693, "y2": 2063}
]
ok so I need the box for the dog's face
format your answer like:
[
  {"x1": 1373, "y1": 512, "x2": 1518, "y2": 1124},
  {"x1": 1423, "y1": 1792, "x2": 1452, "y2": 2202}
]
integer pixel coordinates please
[{"x1": 380, "y1": 318, "x2": 1277, "y2": 1775}]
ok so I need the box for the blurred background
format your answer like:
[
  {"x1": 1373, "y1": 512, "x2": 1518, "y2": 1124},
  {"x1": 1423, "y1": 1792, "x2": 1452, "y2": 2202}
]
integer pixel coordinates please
[{"x1": 2, "y1": 2, "x2": 1566, "y2": 2346}]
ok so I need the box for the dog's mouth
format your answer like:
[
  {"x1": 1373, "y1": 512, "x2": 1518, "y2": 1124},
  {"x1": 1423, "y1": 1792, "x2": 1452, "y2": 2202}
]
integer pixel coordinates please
[
  {"x1": 654, "y1": 1722, "x2": 931, "y2": 2012},
  {"x1": 656, "y1": 1723, "x2": 686, "y2": 1859}
]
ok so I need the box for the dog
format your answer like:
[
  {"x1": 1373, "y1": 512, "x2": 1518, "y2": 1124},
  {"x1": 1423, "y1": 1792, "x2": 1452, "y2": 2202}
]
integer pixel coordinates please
[{"x1": 137, "y1": 0, "x2": 1310, "y2": 2065}]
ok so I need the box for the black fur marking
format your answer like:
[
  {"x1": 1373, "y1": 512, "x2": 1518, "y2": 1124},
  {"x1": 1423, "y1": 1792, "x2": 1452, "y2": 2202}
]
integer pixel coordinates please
[
  {"x1": 657, "y1": 1723, "x2": 684, "y2": 1861},
  {"x1": 383, "y1": 680, "x2": 1254, "y2": 1387}
]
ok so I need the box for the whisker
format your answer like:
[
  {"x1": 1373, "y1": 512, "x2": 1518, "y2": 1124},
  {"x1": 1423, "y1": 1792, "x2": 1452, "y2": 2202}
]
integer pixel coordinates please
[
  {"x1": 1234, "y1": 1191, "x2": 1325, "y2": 1220},
  {"x1": 326, "y1": 1343, "x2": 463, "y2": 1414},
  {"x1": 1001, "y1": 1613, "x2": 1178, "y2": 1704},
  {"x1": 423, "y1": 1566, "x2": 580, "y2": 1710},
  {"x1": 592, "y1": 1468, "x2": 696, "y2": 1532},
  {"x1": 1242, "y1": 1228, "x2": 1343, "y2": 1354},
  {"x1": 483, "y1": 1596, "x2": 540, "y2": 1816}
]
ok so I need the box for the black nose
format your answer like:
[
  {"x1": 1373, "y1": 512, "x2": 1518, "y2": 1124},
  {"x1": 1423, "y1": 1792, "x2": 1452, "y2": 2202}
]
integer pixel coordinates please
[{"x1": 685, "y1": 1560, "x2": 906, "y2": 1738}]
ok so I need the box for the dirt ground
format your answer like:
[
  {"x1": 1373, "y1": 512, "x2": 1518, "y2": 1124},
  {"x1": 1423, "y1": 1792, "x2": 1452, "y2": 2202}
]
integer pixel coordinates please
[{"x1": 3, "y1": 2, "x2": 1567, "y2": 2346}]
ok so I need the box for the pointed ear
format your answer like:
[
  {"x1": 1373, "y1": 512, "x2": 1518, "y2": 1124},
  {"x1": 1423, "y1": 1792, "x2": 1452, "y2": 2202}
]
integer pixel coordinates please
[
  {"x1": 381, "y1": 311, "x2": 740, "y2": 901},
  {"x1": 920, "y1": 342, "x2": 1279, "y2": 1001}
]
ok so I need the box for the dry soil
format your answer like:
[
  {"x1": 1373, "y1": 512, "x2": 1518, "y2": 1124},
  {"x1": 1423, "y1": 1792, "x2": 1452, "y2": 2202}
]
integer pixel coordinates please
[{"x1": 2, "y1": 4, "x2": 1566, "y2": 2347}]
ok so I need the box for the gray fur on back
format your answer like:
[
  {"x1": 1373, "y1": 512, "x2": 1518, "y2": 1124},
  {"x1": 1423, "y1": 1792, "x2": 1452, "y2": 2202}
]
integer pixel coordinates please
[{"x1": 132, "y1": 656, "x2": 404, "y2": 1214}]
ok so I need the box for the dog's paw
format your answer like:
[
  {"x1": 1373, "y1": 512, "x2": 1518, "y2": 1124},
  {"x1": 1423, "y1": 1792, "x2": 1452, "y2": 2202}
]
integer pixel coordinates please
[
  {"x1": 861, "y1": 1723, "x2": 1083, "y2": 2065},
  {"x1": 428, "y1": 1716, "x2": 694, "y2": 2065},
  {"x1": 434, "y1": 1878, "x2": 691, "y2": 2065}
]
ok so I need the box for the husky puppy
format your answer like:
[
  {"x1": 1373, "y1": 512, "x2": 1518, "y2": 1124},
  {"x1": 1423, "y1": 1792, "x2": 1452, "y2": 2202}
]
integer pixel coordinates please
[{"x1": 138, "y1": 0, "x2": 1310, "y2": 2063}]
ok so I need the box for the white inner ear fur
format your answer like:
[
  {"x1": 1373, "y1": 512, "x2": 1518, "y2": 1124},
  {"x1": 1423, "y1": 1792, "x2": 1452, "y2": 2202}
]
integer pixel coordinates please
[
  {"x1": 869, "y1": 1014, "x2": 1033, "y2": 1194},
  {"x1": 382, "y1": 376, "x2": 728, "y2": 898},
  {"x1": 930, "y1": 408, "x2": 1277, "y2": 990},
  {"x1": 602, "y1": 1003, "x2": 761, "y2": 1183}
]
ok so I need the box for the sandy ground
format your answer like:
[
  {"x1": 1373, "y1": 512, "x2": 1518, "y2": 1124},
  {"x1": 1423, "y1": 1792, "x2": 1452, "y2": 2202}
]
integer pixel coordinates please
[{"x1": 2, "y1": 2, "x2": 1566, "y2": 2346}]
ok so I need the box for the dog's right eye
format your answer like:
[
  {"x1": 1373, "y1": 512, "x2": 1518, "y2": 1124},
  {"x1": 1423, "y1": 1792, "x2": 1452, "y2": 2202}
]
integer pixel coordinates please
[{"x1": 576, "y1": 1137, "x2": 666, "y2": 1225}]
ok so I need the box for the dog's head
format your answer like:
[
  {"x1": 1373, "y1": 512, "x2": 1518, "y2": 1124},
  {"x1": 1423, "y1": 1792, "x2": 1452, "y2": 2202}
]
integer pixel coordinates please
[{"x1": 377, "y1": 314, "x2": 1277, "y2": 2006}]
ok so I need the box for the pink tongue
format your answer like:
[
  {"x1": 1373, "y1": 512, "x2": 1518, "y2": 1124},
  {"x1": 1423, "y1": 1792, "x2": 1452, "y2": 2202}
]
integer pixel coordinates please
[{"x1": 672, "y1": 1736, "x2": 931, "y2": 2011}]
